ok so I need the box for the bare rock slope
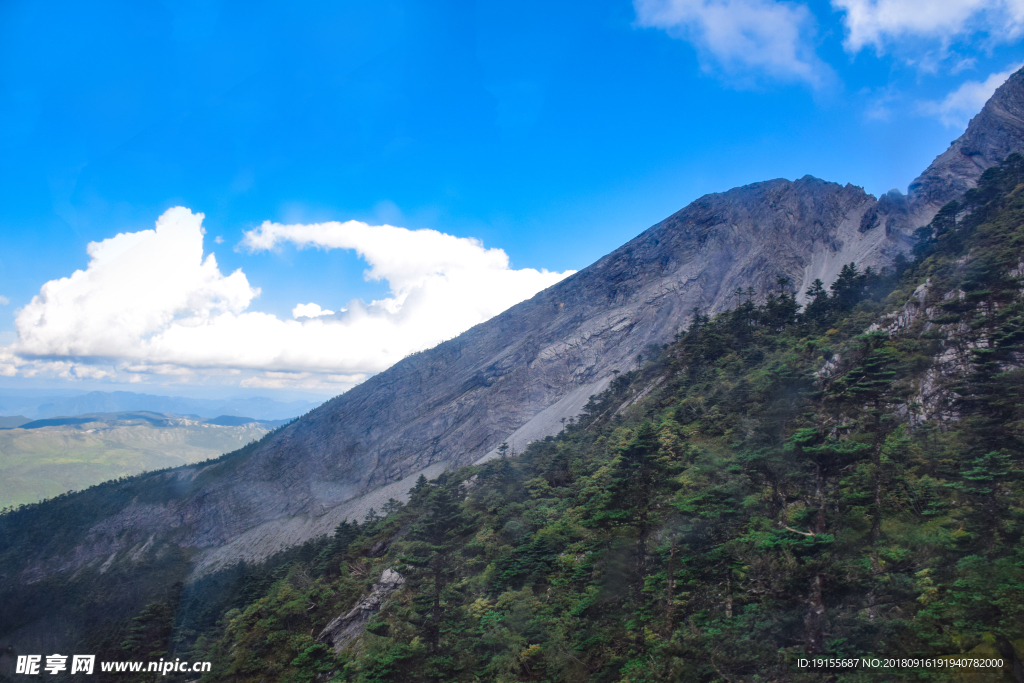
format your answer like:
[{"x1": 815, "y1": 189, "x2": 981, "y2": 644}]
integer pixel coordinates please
[
  {"x1": 12, "y1": 68, "x2": 1024, "y2": 582},
  {"x1": 908, "y1": 67, "x2": 1024, "y2": 218}
]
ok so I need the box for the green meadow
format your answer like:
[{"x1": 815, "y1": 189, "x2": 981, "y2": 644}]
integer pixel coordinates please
[{"x1": 0, "y1": 418, "x2": 271, "y2": 508}]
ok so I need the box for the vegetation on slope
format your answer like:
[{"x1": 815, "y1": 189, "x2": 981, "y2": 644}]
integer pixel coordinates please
[{"x1": 5, "y1": 158, "x2": 1024, "y2": 682}]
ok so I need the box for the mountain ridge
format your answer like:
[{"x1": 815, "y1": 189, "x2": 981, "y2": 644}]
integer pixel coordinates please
[
  {"x1": 181, "y1": 157, "x2": 1024, "y2": 681},
  {"x1": 908, "y1": 66, "x2": 1024, "y2": 217},
  {"x1": 6, "y1": 68, "x2": 1024, "y2": 590}
]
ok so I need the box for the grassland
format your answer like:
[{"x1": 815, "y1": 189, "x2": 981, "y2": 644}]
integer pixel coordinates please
[{"x1": 0, "y1": 415, "x2": 272, "y2": 508}]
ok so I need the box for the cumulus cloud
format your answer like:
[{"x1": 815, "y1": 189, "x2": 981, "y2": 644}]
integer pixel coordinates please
[
  {"x1": 239, "y1": 219, "x2": 573, "y2": 355},
  {"x1": 15, "y1": 207, "x2": 257, "y2": 362},
  {"x1": 634, "y1": 0, "x2": 831, "y2": 87},
  {"x1": 834, "y1": 0, "x2": 1024, "y2": 53},
  {"x1": 6, "y1": 207, "x2": 574, "y2": 390},
  {"x1": 920, "y1": 64, "x2": 1021, "y2": 127}
]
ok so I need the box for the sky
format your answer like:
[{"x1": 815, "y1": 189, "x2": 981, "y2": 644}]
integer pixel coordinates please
[{"x1": 1, "y1": 0, "x2": 1023, "y2": 398}]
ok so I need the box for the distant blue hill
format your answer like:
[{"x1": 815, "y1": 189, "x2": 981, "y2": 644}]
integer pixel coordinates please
[
  {"x1": 17, "y1": 417, "x2": 98, "y2": 429},
  {"x1": 204, "y1": 415, "x2": 291, "y2": 428},
  {"x1": 8, "y1": 411, "x2": 292, "y2": 430},
  {"x1": 0, "y1": 390, "x2": 322, "y2": 421}
]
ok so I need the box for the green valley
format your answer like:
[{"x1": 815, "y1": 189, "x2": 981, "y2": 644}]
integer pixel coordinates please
[{"x1": 0, "y1": 413, "x2": 278, "y2": 508}]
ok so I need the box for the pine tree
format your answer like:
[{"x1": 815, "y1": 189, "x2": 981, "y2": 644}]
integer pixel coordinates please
[
  {"x1": 401, "y1": 483, "x2": 476, "y2": 680},
  {"x1": 830, "y1": 262, "x2": 863, "y2": 311},
  {"x1": 597, "y1": 421, "x2": 682, "y2": 650},
  {"x1": 828, "y1": 333, "x2": 903, "y2": 542},
  {"x1": 122, "y1": 601, "x2": 175, "y2": 659},
  {"x1": 803, "y1": 278, "x2": 830, "y2": 322}
]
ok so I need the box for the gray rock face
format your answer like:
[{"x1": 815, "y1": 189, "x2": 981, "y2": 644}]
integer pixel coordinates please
[
  {"x1": 908, "y1": 68, "x2": 1024, "y2": 219},
  {"x1": 12, "y1": 68, "x2": 1024, "y2": 584},
  {"x1": 317, "y1": 568, "x2": 405, "y2": 653}
]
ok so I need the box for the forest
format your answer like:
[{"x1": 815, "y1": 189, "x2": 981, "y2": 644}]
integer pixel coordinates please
[{"x1": 4, "y1": 156, "x2": 1024, "y2": 682}]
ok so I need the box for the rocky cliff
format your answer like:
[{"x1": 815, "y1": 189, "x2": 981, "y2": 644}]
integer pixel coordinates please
[
  {"x1": 908, "y1": 67, "x2": 1024, "y2": 218},
  {"x1": 8, "y1": 68, "x2": 1024, "y2": 585}
]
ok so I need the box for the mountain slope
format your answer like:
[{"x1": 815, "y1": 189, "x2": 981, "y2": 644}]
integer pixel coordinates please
[
  {"x1": 105, "y1": 155, "x2": 1024, "y2": 683},
  {"x1": 5, "y1": 178, "x2": 894, "y2": 578},
  {"x1": 4, "y1": 68, "x2": 1024, "y2": 661},
  {"x1": 908, "y1": 67, "x2": 1024, "y2": 219}
]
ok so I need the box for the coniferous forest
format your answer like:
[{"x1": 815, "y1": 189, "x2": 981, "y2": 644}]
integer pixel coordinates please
[{"x1": 4, "y1": 157, "x2": 1024, "y2": 682}]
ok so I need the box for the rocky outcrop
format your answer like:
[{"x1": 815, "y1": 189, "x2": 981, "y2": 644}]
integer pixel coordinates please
[
  {"x1": 866, "y1": 254, "x2": 1024, "y2": 427},
  {"x1": 867, "y1": 280, "x2": 965, "y2": 424},
  {"x1": 11, "y1": 68, "x2": 1024, "y2": 586},
  {"x1": 316, "y1": 568, "x2": 405, "y2": 653},
  {"x1": 908, "y1": 68, "x2": 1024, "y2": 221}
]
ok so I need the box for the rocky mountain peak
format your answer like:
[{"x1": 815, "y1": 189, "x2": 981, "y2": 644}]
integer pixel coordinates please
[{"x1": 909, "y1": 66, "x2": 1024, "y2": 217}]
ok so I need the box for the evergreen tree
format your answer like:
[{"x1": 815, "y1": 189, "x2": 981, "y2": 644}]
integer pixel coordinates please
[
  {"x1": 828, "y1": 332, "x2": 904, "y2": 542},
  {"x1": 596, "y1": 421, "x2": 682, "y2": 650},
  {"x1": 401, "y1": 483, "x2": 476, "y2": 680},
  {"x1": 803, "y1": 278, "x2": 830, "y2": 322},
  {"x1": 121, "y1": 593, "x2": 180, "y2": 682},
  {"x1": 829, "y1": 262, "x2": 863, "y2": 311},
  {"x1": 122, "y1": 600, "x2": 175, "y2": 659}
]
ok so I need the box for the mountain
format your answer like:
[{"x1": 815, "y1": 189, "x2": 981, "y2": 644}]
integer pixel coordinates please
[
  {"x1": 11, "y1": 412, "x2": 289, "y2": 431},
  {"x1": 186, "y1": 161, "x2": 1024, "y2": 680},
  {"x1": 908, "y1": 67, "x2": 1024, "y2": 219},
  {"x1": 0, "y1": 390, "x2": 321, "y2": 421},
  {"x1": 203, "y1": 415, "x2": 291, "y2": 428},
  {"x1": 0, "y1": 416, "x2": 29, "y2": 429},
  {"x1": 4, "y1": 68, "x2": 1024, "y2": 660},
  {"x1": 34, "y1": 391, "x2": 320, "y2": 421},
  {"x1": 0, "y1": 390, "x2": 88, "y2": 418}
]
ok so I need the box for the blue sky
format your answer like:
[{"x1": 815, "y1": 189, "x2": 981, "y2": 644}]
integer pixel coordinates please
[{"x1": 1, "y1": 0, "x2": 1023, "y2": 397}]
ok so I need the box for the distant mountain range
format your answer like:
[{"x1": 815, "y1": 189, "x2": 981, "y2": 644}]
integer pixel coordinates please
[
  {"x1": 0, "y1": 389, "x2": 322, "y2": 421},
  {"x1": 2, "y1": 411, "x2": 291, "y2": 431}
]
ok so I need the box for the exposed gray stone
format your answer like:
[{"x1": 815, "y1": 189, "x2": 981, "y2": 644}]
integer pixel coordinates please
[
  {"x1": 908, "y1": 67, "x2": 1024, "y2": 221},
  {"x1": 317, "y1": 568, "x2": 405, "y2": 653}
]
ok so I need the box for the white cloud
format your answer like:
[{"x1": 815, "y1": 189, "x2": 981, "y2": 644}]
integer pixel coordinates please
[
  {"x1": 0, "y1": 347, "x2": 20, "y2": 377},
  {"x1": 634, "y1": 0, "x2": 830, "y2": 86},
  {"x1": 6, "y1": 207, "x2": 574, "y2": 390},
  {"x1": 293, "y1": 303, "x2": 335, "y2": 318},
  {"x1": 239, "y1": 218, "x2": 574, "y2": 358},
  {"x1": 70, "y1": 364, "x2": 115, "y2": 380},
  {"x1": 834, "y1": 0, "x2": 1024, "y2": 53},
  {"x1": 14, "y1": 207, "x2": 257, "y2": 362},
  {"x1": 0, "y1": 295, "x2": 9, "y2": 305},
  {"x1": 920, "y1": 64, "x2": 1021, "y2": 127}
]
